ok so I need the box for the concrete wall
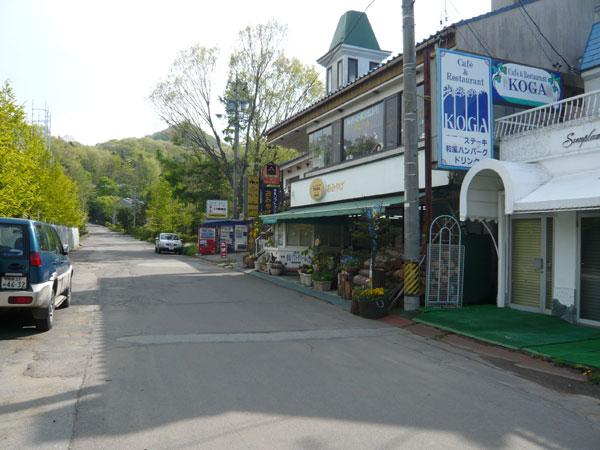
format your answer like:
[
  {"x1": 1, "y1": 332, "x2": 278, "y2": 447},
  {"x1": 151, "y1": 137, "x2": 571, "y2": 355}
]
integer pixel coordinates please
[
  {"x1": 553, "y1": 211, "x2": 577, "y2": 307},
  {"x1": 56, "y1": 226, "x2": 80, "y2": 251},
  {"x1": 457, "y1": 0, "x2": 597, "y2": 73}
]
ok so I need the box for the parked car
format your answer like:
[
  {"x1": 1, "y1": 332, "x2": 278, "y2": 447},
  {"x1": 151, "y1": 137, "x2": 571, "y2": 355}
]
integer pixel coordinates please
[
  {"x1": 155, "y1": 233, "x2": 183, "y2": 254},
  {"x1": 0, "y1": 218, "x2": 73, "y2": 331}
]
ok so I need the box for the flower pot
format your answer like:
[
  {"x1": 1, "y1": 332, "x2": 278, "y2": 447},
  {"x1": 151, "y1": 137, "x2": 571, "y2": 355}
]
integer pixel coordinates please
[
  {"x1": 358, "y1": 299, "x2": 388, "y2": 319},
  {"x1": 312, "y1": 279, "x2": 332, "y2": 291},
  {"x1": 269, "y1": 264, "x2": 284, "y2": 276},
  {"x1": 299, "y1": 272, "x2": 312, "y2": 287},
  {"x1": 254, "y1": 261, "x2": 261, "y2": 270}
]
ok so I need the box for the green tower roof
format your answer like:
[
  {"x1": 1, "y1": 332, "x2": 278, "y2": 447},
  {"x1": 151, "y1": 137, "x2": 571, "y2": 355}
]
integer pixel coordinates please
[{"x1": 328, "y1": 10, "x2": 381, "y2": 51}]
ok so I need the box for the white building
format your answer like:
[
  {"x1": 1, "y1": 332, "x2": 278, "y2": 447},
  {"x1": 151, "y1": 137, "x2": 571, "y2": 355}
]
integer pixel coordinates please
[{"x1": 460, "y1": 17, "x2": 600, "y2": 324}]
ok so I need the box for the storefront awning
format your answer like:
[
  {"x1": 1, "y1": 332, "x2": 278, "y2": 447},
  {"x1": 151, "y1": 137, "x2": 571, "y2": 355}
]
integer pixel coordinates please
[
  {"x1": 260, "y1": 195, "x2": 405, "y2": 224},
  {"x1": 460, "y1": 158, "x2": 600, "y2": 221}
]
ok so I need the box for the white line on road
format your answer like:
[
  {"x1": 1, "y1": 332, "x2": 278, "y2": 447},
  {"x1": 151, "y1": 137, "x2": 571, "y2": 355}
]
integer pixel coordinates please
[{"x1": 117, "y1": 327, "x2": 400, "y2": 345}]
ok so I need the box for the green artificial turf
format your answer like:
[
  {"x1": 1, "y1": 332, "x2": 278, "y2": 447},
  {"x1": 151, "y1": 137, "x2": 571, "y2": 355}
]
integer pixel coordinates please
[
  {"x1": 525, "y1": 339, "x2": 600, "y2": 369},
  {"x1": 414, "y1": 305, "x2": 600, "y2": 350}
]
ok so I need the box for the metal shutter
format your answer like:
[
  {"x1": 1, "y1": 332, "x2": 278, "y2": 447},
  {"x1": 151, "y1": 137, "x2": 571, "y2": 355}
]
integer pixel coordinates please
[
  {"x1": 512, "y1": 219, "x2": 541, "y2": 308},
  {"x1": 581, "y1": 217, "x2": 600, "y2": 322}
]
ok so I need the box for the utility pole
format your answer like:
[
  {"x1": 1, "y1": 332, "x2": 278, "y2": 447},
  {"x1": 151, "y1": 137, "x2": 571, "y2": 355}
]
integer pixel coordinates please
[
  {"x1": 232, "y1": 77, "x2": 240, "y2": 219},
  {"x1": 402, "y1": 0, "x2": 421, "y2": 311}
]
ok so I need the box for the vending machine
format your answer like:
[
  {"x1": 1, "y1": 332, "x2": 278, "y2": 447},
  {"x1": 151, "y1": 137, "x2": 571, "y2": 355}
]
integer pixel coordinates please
[{"x1": 198, "y1": 227, "x2": 216, "y2": 255}]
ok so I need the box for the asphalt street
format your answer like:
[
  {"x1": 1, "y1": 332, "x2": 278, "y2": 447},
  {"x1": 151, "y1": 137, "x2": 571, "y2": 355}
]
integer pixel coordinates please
[{"x1": 1, "y1": 224, "x2": 599, "y2": 449}]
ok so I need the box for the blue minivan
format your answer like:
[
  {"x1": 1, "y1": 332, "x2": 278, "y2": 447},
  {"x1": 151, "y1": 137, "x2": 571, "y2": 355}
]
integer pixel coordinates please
[{"x1": 0, "y1": 218, "x2": 73, "y2": 331}]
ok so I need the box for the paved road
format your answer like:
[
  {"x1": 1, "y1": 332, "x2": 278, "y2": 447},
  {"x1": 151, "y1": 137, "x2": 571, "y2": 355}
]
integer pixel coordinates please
[{"x1": 1, "y1": 225, "x2": 599, "y2": 449}]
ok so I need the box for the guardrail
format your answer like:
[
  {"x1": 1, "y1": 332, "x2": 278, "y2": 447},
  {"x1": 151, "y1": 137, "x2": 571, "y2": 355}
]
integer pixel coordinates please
[{"x1": 495, "y1": 90, "x2": 600, "y2": 140}]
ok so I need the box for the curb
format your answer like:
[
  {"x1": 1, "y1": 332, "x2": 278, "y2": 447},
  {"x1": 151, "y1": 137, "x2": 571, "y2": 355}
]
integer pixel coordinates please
[{"x1": 247, "y1": 270, "x2": 351, "y2": 310}]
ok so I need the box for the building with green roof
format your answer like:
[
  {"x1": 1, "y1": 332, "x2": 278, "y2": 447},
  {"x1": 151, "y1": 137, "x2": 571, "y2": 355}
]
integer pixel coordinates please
[{"x1": 317, "y1": 10, "x2": 391, "y2": 94}]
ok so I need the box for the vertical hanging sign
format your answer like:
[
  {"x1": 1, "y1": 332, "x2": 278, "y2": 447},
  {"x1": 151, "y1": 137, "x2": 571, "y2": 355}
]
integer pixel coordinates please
[{"x1": 438, "y1": 49, "x2": 493, "y2": 170}]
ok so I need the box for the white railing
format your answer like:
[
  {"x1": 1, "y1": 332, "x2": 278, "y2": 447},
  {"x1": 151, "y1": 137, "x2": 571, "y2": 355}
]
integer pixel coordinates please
[
  {"x1": 254, "y1": 227, "x2": 272, "y2": 258},
  {"x1": 495, "y1": 90, "x2": 600, "y2": 140}
]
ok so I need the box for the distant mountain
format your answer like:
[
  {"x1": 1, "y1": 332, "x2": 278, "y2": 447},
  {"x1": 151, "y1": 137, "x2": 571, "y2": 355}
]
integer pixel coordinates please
[{"x1": 146, "y1": 126, "x2": 220, "y2": 149}]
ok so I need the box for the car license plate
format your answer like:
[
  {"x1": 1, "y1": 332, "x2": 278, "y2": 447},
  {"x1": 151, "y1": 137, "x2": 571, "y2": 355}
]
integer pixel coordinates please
[{"x1": 1, "y1": 276, "x2": 27, "y2": 290}]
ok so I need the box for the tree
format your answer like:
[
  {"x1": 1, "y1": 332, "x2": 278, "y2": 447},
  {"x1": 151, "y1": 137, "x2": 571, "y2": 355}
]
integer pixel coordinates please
[
  {"x1": 151, "y1": 22, "x2": 324, "y2": 215},
  {"x1": 0, "y1": 82, "x2": 84, "y2": 227},
  {"x1": 145, "y1": 179, "x2": 190, "y2": 236}
]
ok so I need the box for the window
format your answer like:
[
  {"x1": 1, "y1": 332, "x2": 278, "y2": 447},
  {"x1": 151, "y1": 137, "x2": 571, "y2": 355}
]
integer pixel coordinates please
[
  {"x1": 384, "y1": 94, "x2": 400, "y2": 149},
  {"x1": 46, "y1": 226, "x2": 61, "y2": 254},
  {"x1": 343, "y1": 102, "x2": 384, "y2": 161},
  {"x1": 315, "y1": 223, "x2": 341, "y2": 247},
  {"x1": 309, "y1": 125, "x2": 333, "y2": 169},
  {"x1": 286, "y1": 223, "x2": 312, "y2": 247},
  {"x1": 369, "y1": 61, "x2": 379, "y2": 71},
  {"x1": 35, "y1": 224, "x2": 51, "y2": 252},
  {"x1": 337, "y1": 59, "x2": 343, "y2": 89},
  {"x1": 326, "y1": 67, "x2": 332, "y2": 93},
  {"x1": 0, "y1": 224, "x2": 25, "y2": 257},
  {"x1": 348, "y1": 58, "x2": 358, "y2": 83}
]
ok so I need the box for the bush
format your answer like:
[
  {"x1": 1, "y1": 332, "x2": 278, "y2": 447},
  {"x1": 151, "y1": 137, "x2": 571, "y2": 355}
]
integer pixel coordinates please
[{"x1": 182, "y1": 243, "x2": 198, "y2": 256}]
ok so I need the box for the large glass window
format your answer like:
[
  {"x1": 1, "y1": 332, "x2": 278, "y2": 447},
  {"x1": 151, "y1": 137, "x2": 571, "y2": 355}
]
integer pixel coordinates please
[
  {"x1": 348, "y1": 58, "x2": 358, "y2": 83},
  {"x1": 309, "y1": 125, "x2": 333, "y2": 169},
  {"x1": 286, "y1": 223, "x2": 312, "y2": 247},
  {"x1": 315, "y1": 223, "x2": 342, "y2": 247},
  {"x1": 343, "y1": 102, "x2": 384, "y2": 161}
]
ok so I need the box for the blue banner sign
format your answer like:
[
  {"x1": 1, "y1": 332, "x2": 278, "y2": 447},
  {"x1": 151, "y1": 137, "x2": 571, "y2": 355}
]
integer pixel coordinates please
[
  {"x1": 438, "y1": 49, "x2": 493, "y2": 170},
  {"x1": 492, "y1": 60, "x2": 562, "y2": 107}
]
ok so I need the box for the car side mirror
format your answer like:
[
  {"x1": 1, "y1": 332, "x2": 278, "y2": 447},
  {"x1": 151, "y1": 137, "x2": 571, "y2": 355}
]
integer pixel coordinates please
[{"x1": 62, "y1": 244, "x2": 70, "y2": 255}]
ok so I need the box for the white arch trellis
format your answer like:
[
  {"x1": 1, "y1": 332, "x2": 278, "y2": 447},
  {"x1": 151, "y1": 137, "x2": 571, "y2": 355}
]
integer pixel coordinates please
[{"x1": 426, "y1": 215, "x2": 465, "y2": 308}]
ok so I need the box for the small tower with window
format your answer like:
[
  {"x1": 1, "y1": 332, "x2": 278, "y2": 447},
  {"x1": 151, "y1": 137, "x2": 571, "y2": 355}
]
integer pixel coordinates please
[{"x1": 318, "y1": 10, "x2": 391, "y2": 94}]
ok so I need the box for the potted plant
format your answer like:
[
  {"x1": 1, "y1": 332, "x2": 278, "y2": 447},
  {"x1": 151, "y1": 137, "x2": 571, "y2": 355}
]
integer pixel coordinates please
[
  {"x1": 312, "y1": 270, "x2": 333, "y2": 291},
  {"x1": 298, "y1": 264, "x2": 313, "y2": 286},
  {"x1": 354, "y1": 287, "x2": 389, "y2": 319},
  {"x1": 244, "y1": 254, "x2": 257, "y2": 268},
  {"x1": 268, "y1": 259, "x2": 284, "y2": 276}
]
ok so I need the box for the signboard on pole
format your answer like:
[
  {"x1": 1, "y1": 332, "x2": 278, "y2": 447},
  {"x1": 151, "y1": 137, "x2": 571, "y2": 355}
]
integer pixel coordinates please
[
  {"x1": 246, "y1": 175, "x2": 260, "y2": 217},
  {"x1": 492, "y1": 60, "x2": 562, "y2": 107},
  {"x1": 438, "y1": 49, "x2": 493, "y2": 170},
  {"x1": 261, "y1": 162, "x2": 281, "y2": 187},
  {"x1": 206, "y1": 200, "x2": 228, "y2": 219}
]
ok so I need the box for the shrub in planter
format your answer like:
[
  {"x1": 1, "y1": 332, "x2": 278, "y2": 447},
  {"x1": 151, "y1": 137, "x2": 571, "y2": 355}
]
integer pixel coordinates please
[
  {"x1": 298, "y1": 265, "x2": 313, "y2": 286},
  {"x1": 268, "y1": 260, "x2": 284, "y2": 276},
  {"x1": 312, "y1": 270, "x2": 333, "y2": 291},
  {"x1": 354, "y1": 287, "x2": 389, "y2": 319}
]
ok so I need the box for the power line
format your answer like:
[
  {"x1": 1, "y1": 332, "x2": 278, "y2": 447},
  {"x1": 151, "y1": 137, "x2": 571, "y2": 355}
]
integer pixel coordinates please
[
  {"x1": 446, "y1": 0, "x2": 493, "y2": 58},
  {"x1": 284, "y1": 0, "x2": 378, "y2": 120},
  {"x1": 515, "y1": 3, "x2": 557, "y2": 68},
  {"x1": 517, "y1": 0, "x2": 575, "y2": 72}
]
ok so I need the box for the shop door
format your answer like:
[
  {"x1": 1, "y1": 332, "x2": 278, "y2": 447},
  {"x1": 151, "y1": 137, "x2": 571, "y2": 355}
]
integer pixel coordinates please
[
  {"x1": 580, "y1": 217, "x2": 600, "y2": 322},
  {"x1": 511, "y1": 218, "x2": 542, "y2": 309}
]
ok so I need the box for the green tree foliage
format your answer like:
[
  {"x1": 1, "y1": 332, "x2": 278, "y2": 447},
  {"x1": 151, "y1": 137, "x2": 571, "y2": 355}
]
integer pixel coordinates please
[
  {"x1": 0, "y1": 82, "x2": 84, "y2": 227},
  {"x1": 145, "y1": 179, "x2": 190, "y2": 237},
  {"x1": 151, "y1": 21, "x2": 324, "y2": 215}
]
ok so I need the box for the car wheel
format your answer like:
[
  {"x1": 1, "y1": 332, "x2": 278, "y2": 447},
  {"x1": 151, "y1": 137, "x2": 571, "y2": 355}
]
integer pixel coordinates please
[
  {"x1": 157, "y1": 248, "x2": 161, "y2": 254},
  {"x1": 59, "y1": 276, "x2": 72, "y2": 309},
  {"x1": 35, "y1": 300, "x2": 54, "y2": 332}
]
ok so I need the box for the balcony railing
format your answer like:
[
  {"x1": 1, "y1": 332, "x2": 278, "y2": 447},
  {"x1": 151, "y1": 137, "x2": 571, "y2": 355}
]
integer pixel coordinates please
[{"x1": 495, "y1": 90, "x2": 600, "y2": 140}]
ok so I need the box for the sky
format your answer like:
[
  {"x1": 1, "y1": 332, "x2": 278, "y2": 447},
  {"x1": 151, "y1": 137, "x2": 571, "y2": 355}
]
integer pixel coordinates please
[{"x1": 0, "y1": 0, "x2": 490, "y2": 145}]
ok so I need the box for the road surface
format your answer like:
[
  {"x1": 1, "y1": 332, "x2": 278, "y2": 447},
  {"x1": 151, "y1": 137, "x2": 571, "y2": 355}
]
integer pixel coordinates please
[{"x1": 1, "y1": 224, "x2": 599, "y2": 449}]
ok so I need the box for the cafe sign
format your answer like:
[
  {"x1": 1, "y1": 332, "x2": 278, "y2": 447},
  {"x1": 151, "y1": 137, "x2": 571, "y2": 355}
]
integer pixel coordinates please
[{"x1": 492, "y1": 60, "x2": 561, "y2": 107}]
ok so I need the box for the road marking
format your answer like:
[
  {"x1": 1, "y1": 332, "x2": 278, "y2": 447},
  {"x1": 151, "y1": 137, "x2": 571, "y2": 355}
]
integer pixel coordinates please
[{"x1": 118, "y1": 327, "x2": 399, "y2": 345}]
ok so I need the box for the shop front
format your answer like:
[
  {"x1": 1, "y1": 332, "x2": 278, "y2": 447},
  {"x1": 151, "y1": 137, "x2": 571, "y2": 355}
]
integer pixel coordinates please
[{"x1": 460, "y1": 91, "x2": 600, "y2": 325}]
